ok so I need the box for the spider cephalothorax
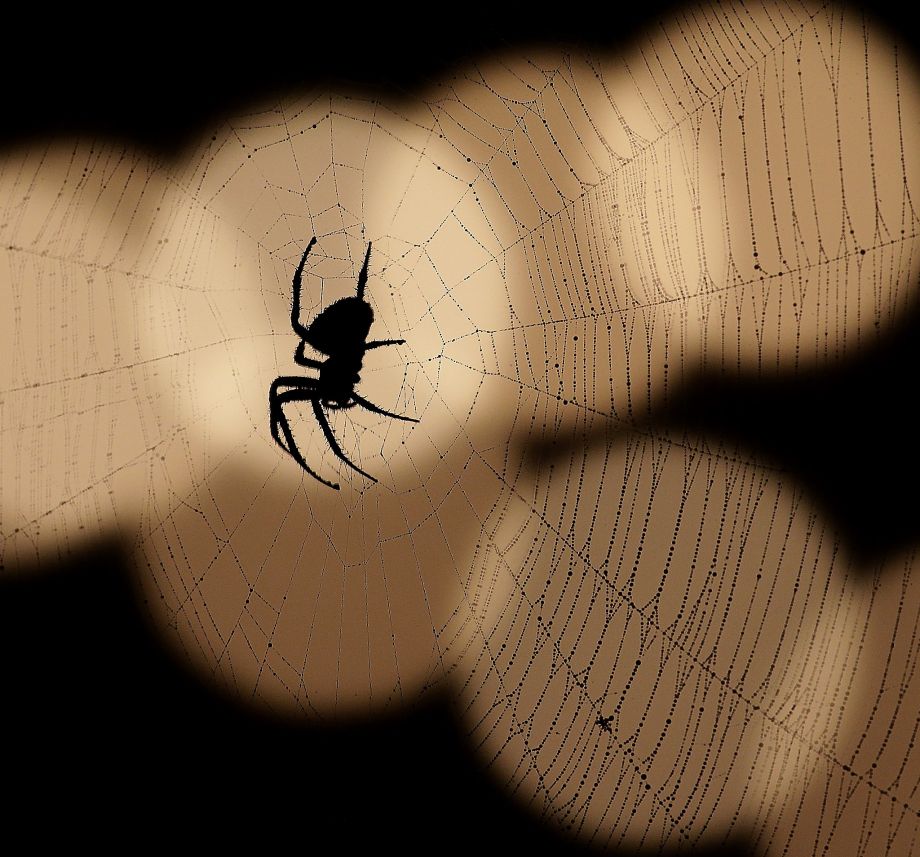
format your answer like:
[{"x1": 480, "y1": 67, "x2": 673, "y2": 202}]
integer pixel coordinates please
[{"x1": 268, "y1": 237, "x2": 418, "y2": 489}]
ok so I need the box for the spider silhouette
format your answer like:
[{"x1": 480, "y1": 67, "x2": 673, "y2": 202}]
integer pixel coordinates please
[{"x1": 268, "y1": 236, "x2": 419, "y2": 489}]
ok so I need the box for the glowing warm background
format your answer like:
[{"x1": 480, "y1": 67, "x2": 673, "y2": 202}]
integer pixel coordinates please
[{"x1": 2, "y1": 1, "x2": 919, "y2": 853}]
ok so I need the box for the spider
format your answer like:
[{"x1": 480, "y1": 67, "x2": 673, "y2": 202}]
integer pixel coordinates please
[{"x1": 268, "y1": 236, "x2": 419, "y2": 490}]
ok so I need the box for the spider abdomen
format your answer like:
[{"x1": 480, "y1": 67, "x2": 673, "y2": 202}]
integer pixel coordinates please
[{"x1": 306, "y1": 297, "x2": 373, "y2": 355}]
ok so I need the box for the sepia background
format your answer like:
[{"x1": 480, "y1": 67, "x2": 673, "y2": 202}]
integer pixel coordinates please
[{"x1": 2, "y1": 2, "x2": 920, "y2": 854}]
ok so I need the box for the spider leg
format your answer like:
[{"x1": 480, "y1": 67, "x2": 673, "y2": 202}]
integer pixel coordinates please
[
  {"x1": 312, "y1": 399, "x2": 379, "y2": 483},
  {"x1": 277, "y1": 408, "x2": 340, "y2": 491},
  {"x1": 352, "y1": 392, "x2": 420, "y2": 423},
  {"x1": 291, "y1": 236, "x2": 317, "y2": 340},
  {"x1": 356, "y1": 241, "x2": 372, "y2": 300},
  {"x1": 365, "y1": 339, "x2": 405, "y2": 350},
  {"x1": 269, "y1": 378, "x2": 340, "y2": 490},
  {"x1": 293, "y1": 341, "x2": 324, "y2": 369}
]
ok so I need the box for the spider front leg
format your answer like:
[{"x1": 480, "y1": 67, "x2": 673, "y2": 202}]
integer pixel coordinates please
[
  {"x1": 269, "y1": 376, "x2": 340, "y2": 490},
  {"x1": 269, "y1": 376, "x2": 380, "y2": 488},
  {"x1": 357, "y1": 340, "x2": 420, "y2": 422},
  {"x1": 352, "y1": 392, "x2": 420, "y2": 423},
  {"x1": 310, "y1": 399, "x2": 379, "y2": 484},
  {"x1": 365, "y1": 339, "x2": 406, "y2": 350}
]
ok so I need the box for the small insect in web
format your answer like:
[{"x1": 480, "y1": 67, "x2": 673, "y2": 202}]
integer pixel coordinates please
[{"x1": 268, "y1": 236, "x2": 419, "y2": 489}]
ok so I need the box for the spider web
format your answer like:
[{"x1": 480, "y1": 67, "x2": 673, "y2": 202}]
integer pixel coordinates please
[{"x1": 2, "y1": 1, "x2": 920, "y2": 854}]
